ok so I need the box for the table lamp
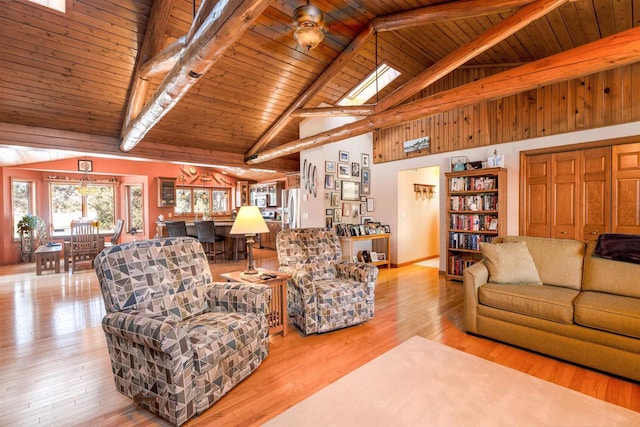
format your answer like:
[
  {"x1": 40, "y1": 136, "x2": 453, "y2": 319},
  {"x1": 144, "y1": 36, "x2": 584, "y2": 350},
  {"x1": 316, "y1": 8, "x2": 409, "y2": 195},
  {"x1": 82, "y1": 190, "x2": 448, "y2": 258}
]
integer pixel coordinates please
[{"x1": 230, "y1": 205, "x2": 269, "y2": 275}]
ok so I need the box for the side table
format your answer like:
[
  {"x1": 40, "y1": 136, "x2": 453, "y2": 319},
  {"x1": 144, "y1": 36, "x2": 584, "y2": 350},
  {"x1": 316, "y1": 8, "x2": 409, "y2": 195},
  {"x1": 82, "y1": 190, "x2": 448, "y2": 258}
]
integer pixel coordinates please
[
  {"x1": 221, "y1": 269, "x2": 289, "y2": 337},
  {"x1": 34, "y1": 244, "x2": 62, "y2": 275}
]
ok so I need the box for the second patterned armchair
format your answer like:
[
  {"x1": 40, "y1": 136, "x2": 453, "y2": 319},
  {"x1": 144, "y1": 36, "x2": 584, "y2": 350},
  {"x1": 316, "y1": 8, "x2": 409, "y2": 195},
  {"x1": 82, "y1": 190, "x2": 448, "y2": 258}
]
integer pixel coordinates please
[{"x1": 276, "y1": 228, "x2": 378, "y2": 334}]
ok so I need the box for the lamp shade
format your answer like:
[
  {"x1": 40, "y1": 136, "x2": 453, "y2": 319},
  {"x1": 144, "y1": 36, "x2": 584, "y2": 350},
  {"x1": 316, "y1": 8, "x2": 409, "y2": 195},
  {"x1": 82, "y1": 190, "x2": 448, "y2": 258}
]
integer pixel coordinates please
[{"x1": 230, "y1": 206, "x2": 269, "y2": 235}]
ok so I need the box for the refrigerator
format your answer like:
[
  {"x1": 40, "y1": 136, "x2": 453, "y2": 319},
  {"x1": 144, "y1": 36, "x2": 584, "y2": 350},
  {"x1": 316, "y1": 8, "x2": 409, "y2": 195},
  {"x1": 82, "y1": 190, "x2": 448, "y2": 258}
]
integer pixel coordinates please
[{"x1": 281, "y1": 188, "x2": 301, "y2": 229}]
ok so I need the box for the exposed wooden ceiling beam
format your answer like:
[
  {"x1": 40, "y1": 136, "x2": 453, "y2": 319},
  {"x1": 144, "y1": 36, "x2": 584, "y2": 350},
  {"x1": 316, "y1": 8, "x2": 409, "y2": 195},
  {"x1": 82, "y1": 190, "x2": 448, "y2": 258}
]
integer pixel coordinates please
[
  {"x1": 122, "y1": 0, "x2": 176, "y2": 131},
  {"x1": 373, "y1": 0, "x2": 536, "y2": 31},
  {"x1": 291, "y1": 105, "x2": 376, "y2": 118},
  {"x1": 244, "y1": 0, "x2": 537, "y2": 159},
  {"x1": 375, "y1": 0, "x2": 570, "y2": 113},
  {"x1": 0, "y1": 122, "x2": 298, "y2": 172},
  {"x1": 120, "y1": 0, "x2": 272, "y2": 153},
  {"x1": 245, "y1": 26, "x2": 640, "y2": 164}
]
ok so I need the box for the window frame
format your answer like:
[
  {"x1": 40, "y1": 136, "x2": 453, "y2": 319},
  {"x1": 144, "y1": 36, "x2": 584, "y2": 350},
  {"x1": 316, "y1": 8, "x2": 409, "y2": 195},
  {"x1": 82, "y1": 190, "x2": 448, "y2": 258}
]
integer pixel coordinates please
[
  {"x1": 47, "y1": 180, "x2": 117, "y2": 236},
  {"x1": 11, "y1": 178, "x2": 37, "y2": 240},
  {"x1": 125, "y1": 183, "x2": 144, "y2": 234},
  {"x1": 174, "y1": 187, "x2": 231, "y2": 215}
]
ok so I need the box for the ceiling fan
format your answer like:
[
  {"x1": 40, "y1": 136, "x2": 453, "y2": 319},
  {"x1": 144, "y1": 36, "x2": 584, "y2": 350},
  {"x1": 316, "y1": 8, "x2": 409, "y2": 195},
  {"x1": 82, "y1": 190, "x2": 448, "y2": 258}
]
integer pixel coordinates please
[{"x1": 292, "y1": 1, "x2": 326, "y2": 51}]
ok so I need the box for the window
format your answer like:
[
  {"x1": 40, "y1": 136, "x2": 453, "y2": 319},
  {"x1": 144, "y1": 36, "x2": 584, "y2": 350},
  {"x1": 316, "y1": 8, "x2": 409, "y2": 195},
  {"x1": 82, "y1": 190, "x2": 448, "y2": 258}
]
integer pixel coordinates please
[
  {"x1": 175, "y1": 187, "x2": 230, "y2": 215},
  {"x1": 29, "y1": 0, "x2": 65, "y2": 12},
  {"x1": 125, "y1": 184, "x2": 144, "y2": 234},
  {"x1": 49, "y1": 182, "x2": 116, "y2": 235},
  {"x1": 337, "y1": 63, "x2": 401, "y2": 106},
  {"x1": 11, "y1": 179, "x2": 36, "y2": 239}
]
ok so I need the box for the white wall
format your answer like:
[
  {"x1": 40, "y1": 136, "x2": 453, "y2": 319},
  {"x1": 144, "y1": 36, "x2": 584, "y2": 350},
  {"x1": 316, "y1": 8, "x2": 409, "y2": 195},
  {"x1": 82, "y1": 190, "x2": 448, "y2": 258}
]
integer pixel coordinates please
[{"x1": 302, "y1": 117, "x2": 640, "y2": 266}]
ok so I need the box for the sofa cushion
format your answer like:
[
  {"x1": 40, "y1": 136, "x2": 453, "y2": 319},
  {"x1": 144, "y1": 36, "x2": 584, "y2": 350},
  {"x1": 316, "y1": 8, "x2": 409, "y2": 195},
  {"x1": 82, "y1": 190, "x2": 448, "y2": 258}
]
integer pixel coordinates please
[
  {"x1": 575, "y1": 291, "x2": 640, "y2": 339},
  {"x1": 480, "y1": 241, "x2": 542, "y2": 285},
  {"x1": 503, "y1": 236, "x2": 585, "y2": 290},
  {"x1": 182, "y1": 311, "x2": 262, "y2": 375},
  {"x1": 479, "y1": 283, "x2": 579, "y2": 324},
  {"x1": 583, "y1": 240, "x2": 640, "y2": 298}
]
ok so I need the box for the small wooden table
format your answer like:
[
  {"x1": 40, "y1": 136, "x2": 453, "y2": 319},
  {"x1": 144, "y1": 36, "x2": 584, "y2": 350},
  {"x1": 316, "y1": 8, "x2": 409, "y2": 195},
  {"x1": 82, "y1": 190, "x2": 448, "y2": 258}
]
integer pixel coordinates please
[
  {"x1": 221, "y1": 269, "x2": 289, "y2": 337},
  {"x1": 34, "y1": 244, "x2": 62, "y2": 275}
]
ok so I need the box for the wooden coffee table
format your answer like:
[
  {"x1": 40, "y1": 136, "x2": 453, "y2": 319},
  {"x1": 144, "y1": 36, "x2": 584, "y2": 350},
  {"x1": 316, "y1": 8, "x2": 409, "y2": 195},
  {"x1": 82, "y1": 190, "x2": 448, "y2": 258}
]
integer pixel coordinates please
[{"x1": 221, "y1": 269, "x2": 289, "y2": 337}]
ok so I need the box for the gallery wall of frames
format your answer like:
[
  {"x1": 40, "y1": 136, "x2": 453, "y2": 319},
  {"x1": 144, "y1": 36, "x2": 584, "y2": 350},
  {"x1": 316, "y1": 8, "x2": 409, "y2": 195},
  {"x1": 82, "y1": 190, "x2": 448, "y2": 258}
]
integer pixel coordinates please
[{"x1": 320, "y1": 150, "x2": 389, "y2": 237}]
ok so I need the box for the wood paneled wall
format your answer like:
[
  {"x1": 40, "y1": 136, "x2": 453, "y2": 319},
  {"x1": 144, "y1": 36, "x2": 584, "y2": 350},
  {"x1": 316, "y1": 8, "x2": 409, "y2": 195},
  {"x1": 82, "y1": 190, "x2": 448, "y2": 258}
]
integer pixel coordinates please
[{"x1": 373, "y1": 63, "x2": 640, "y2": 163}]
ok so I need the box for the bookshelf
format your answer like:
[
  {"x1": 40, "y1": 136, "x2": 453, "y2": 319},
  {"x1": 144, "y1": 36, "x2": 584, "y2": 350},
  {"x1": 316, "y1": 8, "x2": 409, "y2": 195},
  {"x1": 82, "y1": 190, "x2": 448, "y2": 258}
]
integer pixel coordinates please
[{"x1": 445, "y1": 167, "x2": 507, "y2": 281}]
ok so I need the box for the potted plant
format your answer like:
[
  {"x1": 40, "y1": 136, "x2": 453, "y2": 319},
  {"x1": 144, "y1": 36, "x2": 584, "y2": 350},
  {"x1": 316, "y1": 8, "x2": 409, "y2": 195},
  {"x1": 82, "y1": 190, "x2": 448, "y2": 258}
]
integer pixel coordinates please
[{"x1": 16, "y1": 214, "x2": 47, "y2": 262}]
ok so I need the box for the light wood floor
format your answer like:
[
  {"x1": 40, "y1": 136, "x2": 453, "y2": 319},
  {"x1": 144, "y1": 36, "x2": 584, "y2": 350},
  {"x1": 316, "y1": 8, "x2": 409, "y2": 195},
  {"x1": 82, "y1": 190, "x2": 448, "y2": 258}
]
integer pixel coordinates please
[{"x1": 1, "y1": 249, "x2": 638, "y2": 426}]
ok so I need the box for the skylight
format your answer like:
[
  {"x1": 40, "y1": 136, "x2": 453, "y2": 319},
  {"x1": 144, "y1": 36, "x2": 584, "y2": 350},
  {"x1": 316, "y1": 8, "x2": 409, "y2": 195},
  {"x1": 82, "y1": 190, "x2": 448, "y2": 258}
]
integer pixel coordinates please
[
  {"x1": 29, "y1": 0, "x2": 65, "y2": 13},
  {"x1": 338, "y1": 63, "x2": 400, "y2": 106}
]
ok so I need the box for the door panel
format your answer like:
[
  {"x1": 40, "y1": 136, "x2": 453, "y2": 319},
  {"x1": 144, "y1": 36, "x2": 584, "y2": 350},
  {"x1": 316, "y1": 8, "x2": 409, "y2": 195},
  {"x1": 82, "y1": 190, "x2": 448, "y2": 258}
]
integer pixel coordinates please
[
  {"x1": 523, "y1": 154, "x2": 551, "y2": 237},
  {"x1": 552, "y1": 151, "x2": 579, "y2": 239},
  {"x1": 612, "y1": 143, "x2": 640, "y2": 234},
  {"x1": 581, "y1": 147, "x2": 611, "y2": 241}
]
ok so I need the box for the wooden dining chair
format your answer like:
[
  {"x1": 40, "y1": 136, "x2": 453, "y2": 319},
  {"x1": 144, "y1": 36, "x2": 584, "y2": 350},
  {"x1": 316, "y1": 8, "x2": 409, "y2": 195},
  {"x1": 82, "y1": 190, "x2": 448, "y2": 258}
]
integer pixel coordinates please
[{"x1": 68, "y1": 220, "x2": 101, "y2": 272}]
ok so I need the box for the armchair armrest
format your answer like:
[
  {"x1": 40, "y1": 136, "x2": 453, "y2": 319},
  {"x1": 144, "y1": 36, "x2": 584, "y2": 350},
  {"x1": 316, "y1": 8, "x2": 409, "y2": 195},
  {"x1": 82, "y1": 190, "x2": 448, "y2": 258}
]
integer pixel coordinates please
[
  {"x1": 278, "y1": 267, "x2": 315, "y2": 292},
  {"x1": 335, "y1": 261, "x2": 379, "y2": 283},
  {"x1": 206, "y1": 282, "x2": 271, "y2": 315},
  {"x1": 101, "y1": 310, "x2": 197, "y2": 426},
  {"x1": 101, "y1": 310, "x2": 188, "y2": 353},
  {"x1": 462, "y1": 260, "x2": 489, "y2": 334}
]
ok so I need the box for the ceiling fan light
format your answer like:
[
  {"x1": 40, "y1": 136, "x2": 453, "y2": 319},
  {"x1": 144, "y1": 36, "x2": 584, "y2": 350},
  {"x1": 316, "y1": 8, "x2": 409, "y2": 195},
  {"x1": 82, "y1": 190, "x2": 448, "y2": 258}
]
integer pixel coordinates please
[
  {"x1": 292, "y1": 4, "x2": 326, "y2": 51},
  {"x1": 294, "y1": 25, "x2": 325, "y2": 51}
]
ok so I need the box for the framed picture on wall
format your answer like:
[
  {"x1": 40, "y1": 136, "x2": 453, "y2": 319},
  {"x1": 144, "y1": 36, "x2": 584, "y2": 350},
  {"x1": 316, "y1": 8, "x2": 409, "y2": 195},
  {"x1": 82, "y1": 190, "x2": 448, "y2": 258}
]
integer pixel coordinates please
[
  {"x1": 339, "y1": 150, "x2": 349, "y2": 162},
  {"x1": 361, "y1": 168, "x2": 371, "y2": 195},
  {"x1": 341, "y1": 181, "x2": 360, "y2": 201},
  {"x1": 324, "y1": 174, "x2": 334, "y2": 189},
  {"x1": 78, "y1": 159, "x2": 93, "y2": 172},
  {"x1": 362, "y1": 153, "x2": 370, "y2": 168},
  {"x1": 325, "y1": 161, "x2": 336, "y2": 173},
  {"x1": 338, "y1": 163, "x2": 351, "y2": 179}
]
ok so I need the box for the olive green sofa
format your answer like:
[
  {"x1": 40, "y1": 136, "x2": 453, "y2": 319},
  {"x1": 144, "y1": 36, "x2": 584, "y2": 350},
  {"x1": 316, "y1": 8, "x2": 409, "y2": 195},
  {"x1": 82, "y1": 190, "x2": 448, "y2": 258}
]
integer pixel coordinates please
[{"x1": 463, "y1": 235, "x2": 640, "y2": 382}]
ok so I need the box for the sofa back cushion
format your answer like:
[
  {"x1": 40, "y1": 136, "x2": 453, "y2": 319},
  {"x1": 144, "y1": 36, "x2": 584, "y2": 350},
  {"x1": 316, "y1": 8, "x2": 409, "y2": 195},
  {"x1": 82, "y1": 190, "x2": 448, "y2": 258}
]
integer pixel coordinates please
[
  {"x1": 583, "y1": 240, "x2": 640, "y2": 298},
  {"x1": 95, "y1": 237, "x2": 212, "y2": 320},
  {"x1": 503, "y1": 236, "x2": 585, "y2": 290}
]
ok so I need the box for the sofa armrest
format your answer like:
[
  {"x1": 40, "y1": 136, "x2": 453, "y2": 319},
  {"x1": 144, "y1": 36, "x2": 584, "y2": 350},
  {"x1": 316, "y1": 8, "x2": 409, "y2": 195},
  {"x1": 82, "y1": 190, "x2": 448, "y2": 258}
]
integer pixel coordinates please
[
  {"x1": 462, "y1": 260, "x2": 489, "y2": 334},
  {"x1": 335, "y1": 261, "x2": 379, "y2": 284},
  {"x1": 206, "y1": 282, "x2": 272, "y2": 315}
]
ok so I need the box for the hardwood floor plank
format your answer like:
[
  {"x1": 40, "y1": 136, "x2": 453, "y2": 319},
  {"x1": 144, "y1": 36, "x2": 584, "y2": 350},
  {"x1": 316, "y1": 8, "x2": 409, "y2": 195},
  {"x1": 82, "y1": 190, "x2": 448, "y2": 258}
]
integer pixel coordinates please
[{"x1": 0, "y1": 248, "x2": 637, "y2": 426}]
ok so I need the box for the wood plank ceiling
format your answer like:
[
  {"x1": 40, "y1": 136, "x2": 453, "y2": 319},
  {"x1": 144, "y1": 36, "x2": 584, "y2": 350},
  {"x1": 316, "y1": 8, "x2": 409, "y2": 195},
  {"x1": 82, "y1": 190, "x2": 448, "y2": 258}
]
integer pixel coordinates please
[{"x1": 0, "y1": 0, "x2": 638, "y2": 181}]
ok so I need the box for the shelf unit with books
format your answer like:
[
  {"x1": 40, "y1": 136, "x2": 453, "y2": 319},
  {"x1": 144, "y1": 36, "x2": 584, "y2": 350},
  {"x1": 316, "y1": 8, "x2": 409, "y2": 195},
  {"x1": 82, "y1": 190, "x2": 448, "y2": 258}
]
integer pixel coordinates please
[{"x1": 445, "y1": 167, "x2": 507, "y2": 281}]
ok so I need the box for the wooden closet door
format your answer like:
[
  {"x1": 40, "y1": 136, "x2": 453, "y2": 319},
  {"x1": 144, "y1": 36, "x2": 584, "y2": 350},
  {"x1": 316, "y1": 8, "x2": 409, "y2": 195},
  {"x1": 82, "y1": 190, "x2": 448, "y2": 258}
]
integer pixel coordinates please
[
  {"x1": 551, "y1": 151, "x2": 579, "y2": 239},
  {"x1": 580, "y1": 147, "x2": 611, "y2": 241},
  {"x1": 522, "y1": 154, "x2": 551, "y2": 237},
  {"x1": 612, "y1": 143, "x2": 640, "y2": 235}
]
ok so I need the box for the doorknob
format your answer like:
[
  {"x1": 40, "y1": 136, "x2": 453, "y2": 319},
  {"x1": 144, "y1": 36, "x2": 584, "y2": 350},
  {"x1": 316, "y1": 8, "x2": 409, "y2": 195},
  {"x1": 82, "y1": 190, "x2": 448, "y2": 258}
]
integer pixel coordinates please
[{"x1": 591, "y1": 231, "x2": 598, "y2": 235}]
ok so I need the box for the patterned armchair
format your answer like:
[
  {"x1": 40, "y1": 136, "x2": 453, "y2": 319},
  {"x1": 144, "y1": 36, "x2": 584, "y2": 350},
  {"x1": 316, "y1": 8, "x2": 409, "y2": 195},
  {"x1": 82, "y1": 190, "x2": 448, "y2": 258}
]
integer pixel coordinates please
[
  {"x1": 94, "y1": 237, "x2": 271, "y2": 426},
  {"x1": 276, "y1": 228, "x2": 378, "y2": 334}
]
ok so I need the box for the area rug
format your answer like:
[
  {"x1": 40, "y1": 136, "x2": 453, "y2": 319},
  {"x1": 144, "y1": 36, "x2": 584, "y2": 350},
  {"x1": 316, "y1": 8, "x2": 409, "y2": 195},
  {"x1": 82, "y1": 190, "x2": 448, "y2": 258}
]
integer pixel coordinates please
[{"x1": 264, "y1": 336, "x2": 640, "y2": 426}]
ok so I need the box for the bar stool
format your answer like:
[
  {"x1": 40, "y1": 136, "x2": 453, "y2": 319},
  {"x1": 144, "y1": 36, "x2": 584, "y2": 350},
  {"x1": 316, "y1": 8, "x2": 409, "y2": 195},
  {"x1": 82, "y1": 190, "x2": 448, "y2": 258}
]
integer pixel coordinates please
[
  {"x1": 165, "y1": 220, "x2": 188, "y2": 237},
  {"x1": 194, "y1": 220, "x2": 226, "y2": 262}
]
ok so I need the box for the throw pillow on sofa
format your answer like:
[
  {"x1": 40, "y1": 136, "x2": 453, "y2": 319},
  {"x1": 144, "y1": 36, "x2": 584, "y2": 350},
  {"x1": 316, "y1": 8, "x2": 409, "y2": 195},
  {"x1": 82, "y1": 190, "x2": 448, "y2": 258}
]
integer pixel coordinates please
[{"x1": 479, "y1": 241, "x2": 542, "y2": 285}]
